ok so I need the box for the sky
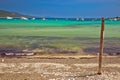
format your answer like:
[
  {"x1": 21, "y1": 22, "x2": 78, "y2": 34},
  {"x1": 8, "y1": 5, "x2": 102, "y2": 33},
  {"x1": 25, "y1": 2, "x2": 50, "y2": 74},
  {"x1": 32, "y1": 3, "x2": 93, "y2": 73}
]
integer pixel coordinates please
[{"x1": 0, "y1": 0, "x2": 120, "y2": 18}]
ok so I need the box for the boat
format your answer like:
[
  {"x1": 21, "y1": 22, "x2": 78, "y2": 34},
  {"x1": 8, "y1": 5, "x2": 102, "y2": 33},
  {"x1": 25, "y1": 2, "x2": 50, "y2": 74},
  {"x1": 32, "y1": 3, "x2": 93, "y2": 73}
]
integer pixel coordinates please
[
  {"x1": 76, "y1": 18, "x2": 79, "y2": 21},
  {"x1": 21, "y1": 17, "x2": 28, "y2": 20},
  {"x1": 114, "y1": 18, "x2": 117, "y2": 21},
  {"x1": 32, "y1": 18, "x2": 35, "y2": 20},
  {"x1": 6, "y1": 16, "x2": 13, "y2": 19},
  {"x1": 42, "y1": 18, "x2": 46, "y2": 20},
  {"x1": 81, "y1": 18, "x2": 84, "y2": 21}
]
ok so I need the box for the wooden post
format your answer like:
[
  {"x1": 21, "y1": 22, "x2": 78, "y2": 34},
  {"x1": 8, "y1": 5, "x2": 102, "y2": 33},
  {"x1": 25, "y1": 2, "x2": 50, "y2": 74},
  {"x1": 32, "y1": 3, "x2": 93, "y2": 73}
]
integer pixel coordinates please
[{"x1": 98, "y1": 17, "x2": 105, "y2": 75}]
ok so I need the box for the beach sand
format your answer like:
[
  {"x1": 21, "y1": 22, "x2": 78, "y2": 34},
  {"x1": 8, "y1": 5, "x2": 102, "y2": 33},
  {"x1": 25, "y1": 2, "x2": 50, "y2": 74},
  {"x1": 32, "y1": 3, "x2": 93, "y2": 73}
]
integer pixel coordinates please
[{"x1": 0, "y1": 56, "x2": 120, "y2": 80}]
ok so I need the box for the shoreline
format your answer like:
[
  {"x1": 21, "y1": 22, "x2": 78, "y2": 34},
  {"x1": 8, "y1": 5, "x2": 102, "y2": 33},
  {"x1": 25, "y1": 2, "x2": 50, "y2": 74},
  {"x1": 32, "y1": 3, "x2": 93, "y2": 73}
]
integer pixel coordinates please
[{"x1": 0, "y1": 54, "x2": 120, "y2": 59}]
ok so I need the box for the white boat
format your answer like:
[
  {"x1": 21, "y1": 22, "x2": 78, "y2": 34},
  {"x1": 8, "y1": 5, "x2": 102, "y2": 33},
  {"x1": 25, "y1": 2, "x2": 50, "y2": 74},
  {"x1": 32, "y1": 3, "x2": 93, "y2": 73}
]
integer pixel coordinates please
[
  {"x1": 42, "y1": 18, "x2": 46, "y2": 20},
  {"x1": 114, "y1": 18, "x2": 117, "y2": 21},
  {"x1": 32, "y1": 18, "x2": 35, "y2": 20},
  {"x1": 21, "y1": 17, "x2": 28, "y2": 20},
  {"x1": 81, "y1": 18, "x2": 84, "y2": 21},
  {"x1": 6, "y1": 16, "x2": 13, "y2": 19},
  {"x1": 76, "y1": 18, "x2": 79, "y2": 21}
]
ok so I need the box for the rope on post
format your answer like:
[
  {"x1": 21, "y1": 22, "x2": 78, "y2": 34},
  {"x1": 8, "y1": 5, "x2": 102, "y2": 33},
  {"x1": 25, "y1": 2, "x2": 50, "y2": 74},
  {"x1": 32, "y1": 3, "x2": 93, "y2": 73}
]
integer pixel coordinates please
[{"x1": 98, "y1": 17, "x2": 105, "y2": 75}]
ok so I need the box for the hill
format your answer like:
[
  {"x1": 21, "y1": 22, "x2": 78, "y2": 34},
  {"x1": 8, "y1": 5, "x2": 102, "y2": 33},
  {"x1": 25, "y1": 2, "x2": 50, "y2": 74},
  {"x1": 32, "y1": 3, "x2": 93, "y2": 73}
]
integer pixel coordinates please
[{"x1": 0, "y1": 10, "x2": 33, "y2": 18}]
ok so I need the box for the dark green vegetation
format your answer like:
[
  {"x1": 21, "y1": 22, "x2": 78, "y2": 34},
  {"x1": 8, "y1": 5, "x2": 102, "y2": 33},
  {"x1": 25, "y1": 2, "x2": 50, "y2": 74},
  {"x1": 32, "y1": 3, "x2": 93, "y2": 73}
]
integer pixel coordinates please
[{"x1": 0, "y1": 19, "x2": 120, "y2": 55}]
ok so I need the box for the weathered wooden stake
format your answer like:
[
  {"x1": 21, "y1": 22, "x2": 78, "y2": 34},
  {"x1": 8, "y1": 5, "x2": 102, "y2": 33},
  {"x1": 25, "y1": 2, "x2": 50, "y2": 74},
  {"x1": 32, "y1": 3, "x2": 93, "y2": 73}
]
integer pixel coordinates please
[{"x1": 98, "y1": 17, "x2": 105, "y2": 75}]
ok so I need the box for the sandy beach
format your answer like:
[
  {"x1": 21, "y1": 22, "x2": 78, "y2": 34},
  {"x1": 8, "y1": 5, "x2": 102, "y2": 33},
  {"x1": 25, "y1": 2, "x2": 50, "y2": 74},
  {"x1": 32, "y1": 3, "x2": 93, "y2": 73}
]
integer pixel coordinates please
[{"x1": 0, "y1": 56, "x2": 120, "y2": 80}]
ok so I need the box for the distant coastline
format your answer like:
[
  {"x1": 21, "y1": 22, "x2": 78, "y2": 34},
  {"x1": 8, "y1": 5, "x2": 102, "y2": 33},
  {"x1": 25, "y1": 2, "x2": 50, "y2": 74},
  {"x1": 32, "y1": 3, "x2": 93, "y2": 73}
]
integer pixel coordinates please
[
  {"x1": 0, "y1": 10, "x2": 34, "y2": 18},
  {"x1": 0, "y1": 10, "x2": 120, "y2": 21}
]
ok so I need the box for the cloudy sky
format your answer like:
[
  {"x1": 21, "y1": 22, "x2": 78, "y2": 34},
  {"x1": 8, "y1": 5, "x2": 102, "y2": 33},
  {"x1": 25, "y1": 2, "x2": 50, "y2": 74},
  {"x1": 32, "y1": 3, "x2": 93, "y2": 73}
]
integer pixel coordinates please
[{"x1": 0, "y1": 0, "x2": 120, "y2": 17}]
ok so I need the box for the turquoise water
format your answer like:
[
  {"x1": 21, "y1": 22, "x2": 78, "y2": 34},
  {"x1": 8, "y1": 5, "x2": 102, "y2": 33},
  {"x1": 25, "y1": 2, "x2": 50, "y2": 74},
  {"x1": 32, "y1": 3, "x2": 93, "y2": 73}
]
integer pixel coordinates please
[
  {"x1": 0, "y1": 18, "x2": 120, "y2": 54},
  {"x1": 0, "y1": 18, "x2": 120, "y2": 28}
]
